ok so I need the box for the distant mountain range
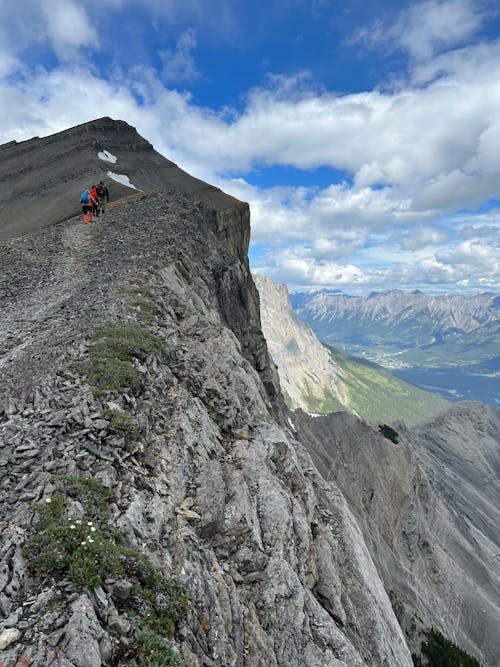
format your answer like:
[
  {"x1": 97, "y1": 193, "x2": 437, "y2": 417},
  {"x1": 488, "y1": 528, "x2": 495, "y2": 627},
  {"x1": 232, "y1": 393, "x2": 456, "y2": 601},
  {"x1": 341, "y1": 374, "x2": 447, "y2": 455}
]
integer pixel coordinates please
[
  {"x1": 290, "y1": 288, "x2": 500, "y2": 406},
  {"x1": 255, "y1": 275, "x2": 450, "y2": 425}
]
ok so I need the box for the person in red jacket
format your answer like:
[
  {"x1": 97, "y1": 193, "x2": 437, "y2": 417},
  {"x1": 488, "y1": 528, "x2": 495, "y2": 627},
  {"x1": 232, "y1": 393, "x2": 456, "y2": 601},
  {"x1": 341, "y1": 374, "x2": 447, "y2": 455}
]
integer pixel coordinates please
[
  {"x1": 80, "y1": 188, "x2": 98, "y2": 224},
  {"x1": 90, "y1": 185, "x2": 99, "y2": 218}
]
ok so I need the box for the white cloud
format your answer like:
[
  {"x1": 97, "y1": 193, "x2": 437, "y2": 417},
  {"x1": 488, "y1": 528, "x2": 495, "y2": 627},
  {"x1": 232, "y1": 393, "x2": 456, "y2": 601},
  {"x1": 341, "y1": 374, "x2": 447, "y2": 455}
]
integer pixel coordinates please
[
  {"x1": 253, "y1": 238, "x2": 500, "y2": 293},
  {"x1": 40, "y1": 0, "x2": 99, "y2": 60},
  {"x1": 352, "y1": 0, "x2": 485, "y2": 62},
  {"x1": 0, "y1": 1, "x2": 98, "y2": 62},
  {"x1": 311, "y1": 237, "x2": 365, "y2": 260},
  {"x1": 398, "y1": 226, "x2": 450, "y2": 251},
  {"x1": 458, "y1": 223, "x2": 500, "y2": 239},
  {"x1": 159, "y1": 29, "x2": 200, "y2": 82},
  {"x1": 436, "y1": 239, "x2": 499, "y2": 269},
  {"x1": 394, "y1": 0, "x2": 484, "y2": 61},
  {"x1": 253, "y1": 247, "x2": 367, "y2": 288}
]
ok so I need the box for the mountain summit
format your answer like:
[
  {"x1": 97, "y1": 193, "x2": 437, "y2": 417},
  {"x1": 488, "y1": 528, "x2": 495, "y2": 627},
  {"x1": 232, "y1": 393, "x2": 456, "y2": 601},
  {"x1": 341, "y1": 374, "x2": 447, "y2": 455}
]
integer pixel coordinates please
[
  {"x1": 0, "y1": 120, "x2": 498, "y2": 667},
  {"x1": 0, "y1": 117, "x2": 242, "y2": 241}
]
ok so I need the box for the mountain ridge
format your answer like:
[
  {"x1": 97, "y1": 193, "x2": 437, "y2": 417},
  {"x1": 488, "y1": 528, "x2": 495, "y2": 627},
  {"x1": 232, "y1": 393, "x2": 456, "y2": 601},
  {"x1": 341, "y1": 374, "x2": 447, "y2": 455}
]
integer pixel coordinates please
[
  {"x1": 293, "y1": 400, "x2": 500, "y2": 665},
  {"x1": 0, "y1": 190, "x2": 414, "y2": 666},
  {"x1": 0, "y1": 116, "x2": 243, "y2": 242},
  {"x1": 0, "y1": 119, "x2": 498, "y2": 667}
]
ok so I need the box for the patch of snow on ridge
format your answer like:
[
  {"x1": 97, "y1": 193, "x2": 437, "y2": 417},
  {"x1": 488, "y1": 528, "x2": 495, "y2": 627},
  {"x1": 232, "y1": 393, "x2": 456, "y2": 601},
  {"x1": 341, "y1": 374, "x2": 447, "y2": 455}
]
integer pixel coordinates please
[
  {"x1": 106, "y1": 171, "x2": 140, "y2": 190},
  {"x1": 98, "y1": 150, "x2": 117, "y2": 163}
]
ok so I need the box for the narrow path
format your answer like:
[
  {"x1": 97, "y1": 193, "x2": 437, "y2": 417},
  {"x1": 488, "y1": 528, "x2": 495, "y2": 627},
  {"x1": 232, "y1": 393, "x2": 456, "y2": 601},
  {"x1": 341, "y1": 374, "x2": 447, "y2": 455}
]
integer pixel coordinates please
[{"x1": 0, "y1": 215, "x2": 99, "y2": 392}]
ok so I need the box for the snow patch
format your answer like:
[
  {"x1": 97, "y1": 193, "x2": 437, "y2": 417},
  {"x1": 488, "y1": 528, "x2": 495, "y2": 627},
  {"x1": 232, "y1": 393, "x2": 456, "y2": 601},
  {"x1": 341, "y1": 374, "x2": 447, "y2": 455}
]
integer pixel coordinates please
[
  {"x1": 287, "y1": 417, "x2": 297, "y2": 432},
  {"x1": 106, "y1": 171, "x2": 140, "y2": 190},
  {"x1": 98, "y1": 150, "x2": 117, "y2": 164}
]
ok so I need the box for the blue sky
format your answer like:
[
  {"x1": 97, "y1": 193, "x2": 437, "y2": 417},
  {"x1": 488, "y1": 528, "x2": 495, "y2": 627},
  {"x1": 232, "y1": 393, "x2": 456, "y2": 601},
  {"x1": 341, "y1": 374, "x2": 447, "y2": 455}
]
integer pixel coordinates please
[{"x1": 1, "y1": 0, "x2": 499, "y2": 294}]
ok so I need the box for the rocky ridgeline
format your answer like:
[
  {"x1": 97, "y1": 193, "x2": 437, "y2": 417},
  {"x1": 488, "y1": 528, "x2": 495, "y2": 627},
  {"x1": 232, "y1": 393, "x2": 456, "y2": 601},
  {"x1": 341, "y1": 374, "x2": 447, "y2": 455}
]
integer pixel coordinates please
[{"x1": 0, "y1": 193, "x2": 414, "y2": 666}]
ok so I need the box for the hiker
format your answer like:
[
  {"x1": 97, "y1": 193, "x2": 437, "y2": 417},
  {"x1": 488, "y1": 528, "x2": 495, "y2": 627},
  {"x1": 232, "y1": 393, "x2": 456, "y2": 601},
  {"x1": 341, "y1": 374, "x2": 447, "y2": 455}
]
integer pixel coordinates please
[
  {"x1": 97, "y1": 181, "x2": 109, "y2": 214},
  {"x1": 80, "y1": 188, "x2": 98, "y2": 224},
  {"x1": 90, "y1": 184, "x2": 99, "y2": 218}
]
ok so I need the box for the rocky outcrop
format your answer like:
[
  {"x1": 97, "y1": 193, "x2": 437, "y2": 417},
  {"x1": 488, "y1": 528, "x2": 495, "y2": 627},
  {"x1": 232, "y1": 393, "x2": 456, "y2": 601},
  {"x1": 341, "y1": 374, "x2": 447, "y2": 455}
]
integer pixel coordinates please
[
  {"x1": 293, "y1": 403, "x2": 500, "y2": 667},
  {"x1": 0, "y1": 192, "x2": 413, "y2": 666}
]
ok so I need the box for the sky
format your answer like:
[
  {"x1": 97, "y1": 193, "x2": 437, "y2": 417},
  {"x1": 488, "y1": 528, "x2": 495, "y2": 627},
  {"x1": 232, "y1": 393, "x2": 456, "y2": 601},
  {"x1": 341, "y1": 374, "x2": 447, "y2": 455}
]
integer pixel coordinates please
[{"x1": 1, "y1": 0, "x2": 500, "y2": 294}]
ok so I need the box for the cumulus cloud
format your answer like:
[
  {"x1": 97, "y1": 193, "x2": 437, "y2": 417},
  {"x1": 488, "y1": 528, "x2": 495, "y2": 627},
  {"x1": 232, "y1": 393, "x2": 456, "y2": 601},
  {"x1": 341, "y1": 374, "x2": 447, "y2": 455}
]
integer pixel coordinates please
[
  {"x1": 458, "y1": 223, "x2": 500, "y2": 239},
  {"x1": 392, "y1": 0, "x2": 484, "y2": 61},
  {"x1": 436, "y1": 239, "x2": 499, "y2": 268},
  {"x1": 253, "y1": 239, "x2": 499, "y2": 292},
  {"x1": 253, "y1": 247, "x2": 368, "y2": 288},
  {"x1": 40, "y1": 0, "x2": 99, "y2": 59},
  {"x1": 311, "y1": 237, "x2": 365, "y2": 260}
]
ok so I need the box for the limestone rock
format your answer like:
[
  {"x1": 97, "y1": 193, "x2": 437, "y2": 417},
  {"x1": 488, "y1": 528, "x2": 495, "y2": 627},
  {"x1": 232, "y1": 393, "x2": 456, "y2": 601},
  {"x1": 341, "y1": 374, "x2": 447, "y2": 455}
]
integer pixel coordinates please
[{"x1": 0, "y1": 627, "x2": 21, "y2": 650}]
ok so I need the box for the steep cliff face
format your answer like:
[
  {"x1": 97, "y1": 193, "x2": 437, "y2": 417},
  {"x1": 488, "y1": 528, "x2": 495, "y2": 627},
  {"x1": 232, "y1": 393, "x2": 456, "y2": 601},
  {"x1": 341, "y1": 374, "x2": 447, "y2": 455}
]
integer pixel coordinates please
[
  {"x1": 255, "y1": 274, "x2": 450, "y2": 425},
  {"x1": 0, "y1": 191, "x2": 412, "y2": 666},
  {"x1": 293, "y1": 403, "x2": 500, "y2": 667}
]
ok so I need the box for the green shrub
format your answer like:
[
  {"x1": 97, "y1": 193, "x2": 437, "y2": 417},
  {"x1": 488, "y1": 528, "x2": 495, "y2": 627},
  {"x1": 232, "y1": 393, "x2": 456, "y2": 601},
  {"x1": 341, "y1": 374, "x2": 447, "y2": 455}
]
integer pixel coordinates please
[
  {"x1": 378, "y1": 424, "x2": 399, "y2": 444},
  {"x1": 128, "y1": 299, "x2": 161, "y2": 323},
  {"x1": 23, "y1": 478, "x2": 124, "y2": 587},
  {"x1": 118, "y1": 286, "x2": 154, "y2": 299},
  {"x1": 310, "y1": 522, "x2": 319, "y2": 539},
  {"x1": 23, "y1": 495, "x2": 124, "y2": 587},
  {"x1": 105, "y1": 408, "x2": 140, "y2": 438},
  {"x1": 80, "y1": 323, "x2": 163, "y2": 392},
  {"x1": 133, "y1": 625, "x2": 183, "y2": 666},
  {"x1": 24, "y1": 476, "x2": 189, "y2": 666}
]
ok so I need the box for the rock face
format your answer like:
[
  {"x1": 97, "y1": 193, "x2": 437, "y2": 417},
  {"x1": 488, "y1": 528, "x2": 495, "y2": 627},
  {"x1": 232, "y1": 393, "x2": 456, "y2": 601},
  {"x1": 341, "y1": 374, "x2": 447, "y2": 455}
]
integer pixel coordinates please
[
  {"x1": 0, "y1": 120, "x2": 497, "y2": 667},
  {"x1": 255, "y1": 274, "x2": 449, "y2": 426},
  {"x1": 0, "y1": 187, "x2": 412, "y2": 665},
  {"x1": 255, "y1": 275, "x2": 349, "y2": 411},
  {"x1": 293, "y1": 402, "x2": 500, "y2": 667}
]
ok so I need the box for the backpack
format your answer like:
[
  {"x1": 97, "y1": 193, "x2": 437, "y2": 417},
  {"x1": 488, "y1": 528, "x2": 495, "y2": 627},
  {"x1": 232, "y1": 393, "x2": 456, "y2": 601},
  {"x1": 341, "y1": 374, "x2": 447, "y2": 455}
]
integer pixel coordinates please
[{"x1": 81, "y1": 191, "x2": 90, "y2": 204}]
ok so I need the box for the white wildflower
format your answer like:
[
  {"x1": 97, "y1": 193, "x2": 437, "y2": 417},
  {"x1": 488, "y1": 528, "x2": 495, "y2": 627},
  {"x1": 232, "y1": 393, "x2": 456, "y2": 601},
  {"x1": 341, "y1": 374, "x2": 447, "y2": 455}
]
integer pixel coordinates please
[
  {"x1": 45, "y1": 498, "x2": 52, "y2": 503},
  {"x1": 90, "y1": 526, "x2": 96, "y2": 532},
  {"x1": 70, "y1": 525, "x2": 76, "y2": 529}
]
